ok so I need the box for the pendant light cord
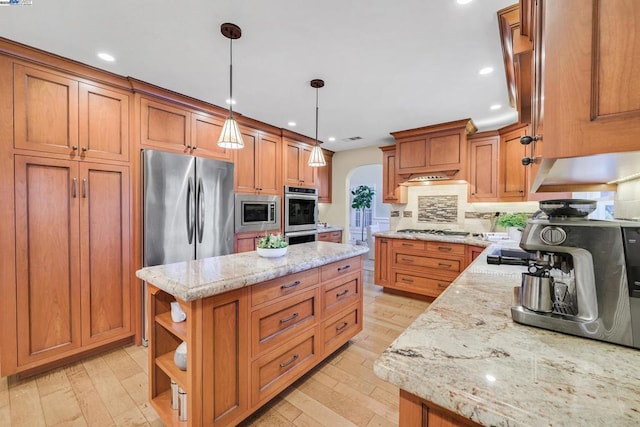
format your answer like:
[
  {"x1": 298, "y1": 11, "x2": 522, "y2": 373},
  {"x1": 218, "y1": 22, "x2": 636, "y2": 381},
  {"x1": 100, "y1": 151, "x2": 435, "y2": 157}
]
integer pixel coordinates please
[
  {"x1": 229, "y1": 37, "x2": 234, "y2": 118},
  {"x1": 315, "y1": 87, "x2": 319, "y2": 146}
]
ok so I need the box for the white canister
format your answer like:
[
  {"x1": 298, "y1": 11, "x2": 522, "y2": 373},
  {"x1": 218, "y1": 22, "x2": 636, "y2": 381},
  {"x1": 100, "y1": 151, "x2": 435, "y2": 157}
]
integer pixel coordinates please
[{"x1": 173, "y1": 341, "x2": 187, "y2": 371}]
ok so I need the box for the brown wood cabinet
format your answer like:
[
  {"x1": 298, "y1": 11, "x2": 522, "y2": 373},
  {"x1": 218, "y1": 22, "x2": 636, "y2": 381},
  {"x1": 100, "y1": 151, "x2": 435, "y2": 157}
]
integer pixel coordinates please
[
  {"x1": 467, "y1": 132, "x2": 499, "y2": 202},
  {"x1": 316, "y1": 149, "x2": 333, "y2": 203},
  {"x1": 14, "y1": 63, "x2": 130, "y2": 162},
  {"x1": 139, "y1": 96, "x2": 234, "y2": 161},
  {"x1": 380, "y1": 145, "x2": 407, "y2": 204},
  {"x1": 317, "y1": 230, "x2": 342, "y2": 243},
  {"x1": 391, "y1": 119, "x2": 476, "y2": 182},
  {"x1": 235, "y1": 127, "x2": 282, "y2": 195},
  {"x1": 498, "y1": 123, "x2": 529, "y2": 201},
  {"x1": 282, "y1": 132, "x2": 317, "y2": 188},
  {"x1": 399, "y1": 389, "x2": 481, "y2": 427},
  {"x1": 374, "y1": 237, "x2": 392, "y2": 287},
  {"x1": 14, "y1": 155, "x2": 131, "y2": 369},
  {"x1": 147, "y1": 255, "x2": 363, "y2": 426},
  {"x1": 465, "y1": 245, "x2": 485, "y2": 267}
]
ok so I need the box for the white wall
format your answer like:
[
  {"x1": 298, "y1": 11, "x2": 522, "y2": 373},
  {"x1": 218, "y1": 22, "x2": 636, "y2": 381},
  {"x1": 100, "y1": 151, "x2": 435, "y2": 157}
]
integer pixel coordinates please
[{"x1": 615, "y1": 178, "x2": 640, "y2": 219}]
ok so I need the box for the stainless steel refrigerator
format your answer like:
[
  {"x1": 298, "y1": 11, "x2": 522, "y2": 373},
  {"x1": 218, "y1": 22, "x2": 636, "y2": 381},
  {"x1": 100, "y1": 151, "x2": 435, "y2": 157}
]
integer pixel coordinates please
[{"x1": 141, "y1": 149, "x2": 234, "y2": 343}]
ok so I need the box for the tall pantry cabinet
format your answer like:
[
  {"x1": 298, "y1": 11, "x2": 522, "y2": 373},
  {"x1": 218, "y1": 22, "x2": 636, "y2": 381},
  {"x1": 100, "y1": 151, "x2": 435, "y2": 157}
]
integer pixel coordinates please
[{"x1": 0, "y1": 43, "x2": 134, "y2": 376}]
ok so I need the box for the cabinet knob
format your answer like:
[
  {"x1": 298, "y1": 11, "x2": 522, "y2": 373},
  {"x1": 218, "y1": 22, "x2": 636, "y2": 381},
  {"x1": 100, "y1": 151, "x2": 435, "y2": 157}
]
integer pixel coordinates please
[
  {"x1": 81, "y1": 147, "x2": 88, "y2": 152},
  {"x1": 520, "y1": 135, "x2": 541, "y2": 145},
  {"x1": 521, "y1": 157, "x2": 534, "y2": 166},
  {"x1": 72, "y1": 145, "x2": 78, "y2": 151},
  {"x1": 191, "y1": 146, "x2": 197, "y2": 151}
]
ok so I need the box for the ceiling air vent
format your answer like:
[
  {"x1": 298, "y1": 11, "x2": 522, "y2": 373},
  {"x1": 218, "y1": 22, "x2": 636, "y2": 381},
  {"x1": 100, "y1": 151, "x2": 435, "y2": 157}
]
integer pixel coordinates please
[{"x1": 343, "y1": 136, "x2": 363, "y2": 142}]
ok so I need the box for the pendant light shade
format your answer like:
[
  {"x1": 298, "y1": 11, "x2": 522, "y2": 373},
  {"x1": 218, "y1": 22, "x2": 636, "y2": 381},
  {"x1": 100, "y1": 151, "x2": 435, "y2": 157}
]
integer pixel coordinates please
[
  {"x1": 218, "y1": 23, "x2": 244, "y2": 149},
  {"x1": 308, "y1": 79, "x2": 326, "y2": 167}
]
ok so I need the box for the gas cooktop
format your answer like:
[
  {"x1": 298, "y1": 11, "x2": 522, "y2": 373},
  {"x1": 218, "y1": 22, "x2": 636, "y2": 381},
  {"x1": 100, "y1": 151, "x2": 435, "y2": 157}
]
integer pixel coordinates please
[{"x1": 396, "y1": 229, "x2": 470, "y2": 237}]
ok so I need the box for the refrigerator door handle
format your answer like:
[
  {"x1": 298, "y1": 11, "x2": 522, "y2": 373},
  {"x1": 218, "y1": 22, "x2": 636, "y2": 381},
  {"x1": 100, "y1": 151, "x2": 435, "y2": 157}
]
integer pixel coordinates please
[
  {"x1": 187, "y1": 177, "x2": 195, "y2": 244},
  {"x1": 197, "y1": 178, "x2": 205, "y2": 243}
]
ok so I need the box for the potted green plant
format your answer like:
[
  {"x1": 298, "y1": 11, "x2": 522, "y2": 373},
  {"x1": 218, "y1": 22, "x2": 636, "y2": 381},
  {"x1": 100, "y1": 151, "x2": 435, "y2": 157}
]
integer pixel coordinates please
[
  {"x1": 256, "y1": 233, "x2": 289, "y2": 258},
  {"x1": 495, "y1": 213, "x2": 528, "y2": 241},
  {"x1": 351, "y1": 185, "x2": 375, "y2": 244}
]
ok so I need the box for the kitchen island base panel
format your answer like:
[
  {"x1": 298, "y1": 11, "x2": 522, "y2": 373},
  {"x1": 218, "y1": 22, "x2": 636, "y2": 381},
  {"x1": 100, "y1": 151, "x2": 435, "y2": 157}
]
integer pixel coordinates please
[
  {"x1": 400, "y1": 390, "x2": 481, "y2": 427},
  {"x1": 146, "y1": 252, "x2": 364, "y2": 426}
]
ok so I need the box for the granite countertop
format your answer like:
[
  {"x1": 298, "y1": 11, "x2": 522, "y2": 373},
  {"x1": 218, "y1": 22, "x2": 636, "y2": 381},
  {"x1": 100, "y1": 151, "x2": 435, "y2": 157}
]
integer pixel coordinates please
[
  {"x1": 317, "y1": 226, "x2": 343, "y2": 233},
  {"x1": 373, "y1": 230, "x2": 492, "y2": 247},
  {"x1": 373, "y1": 244, "x2": 640, "y2": 426},
  {"x1": 136, "y1": 242, "x2": 368, "y2": 301}
]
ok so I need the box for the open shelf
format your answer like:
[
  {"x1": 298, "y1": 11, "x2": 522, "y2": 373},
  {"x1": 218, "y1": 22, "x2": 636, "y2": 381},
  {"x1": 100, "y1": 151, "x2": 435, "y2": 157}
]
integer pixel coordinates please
[
  {"x1": 156, "y1": 312, "x2": 187, "y2": 342},
  {"x1": 150, "y1": 389, "x2": 187, "y2": 426},
  {"x1": 156, "y1": 351, "x2": 188, "y2": 390}
]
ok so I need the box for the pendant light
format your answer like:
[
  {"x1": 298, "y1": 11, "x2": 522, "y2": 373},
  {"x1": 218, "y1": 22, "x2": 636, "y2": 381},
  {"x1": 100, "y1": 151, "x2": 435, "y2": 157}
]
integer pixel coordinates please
[
  {"x1": 218, "y1": 23, "x2": 244, "y2": 149},
  {"x1": 308, "y1": 79, "x2": 326, "y2": 167}
]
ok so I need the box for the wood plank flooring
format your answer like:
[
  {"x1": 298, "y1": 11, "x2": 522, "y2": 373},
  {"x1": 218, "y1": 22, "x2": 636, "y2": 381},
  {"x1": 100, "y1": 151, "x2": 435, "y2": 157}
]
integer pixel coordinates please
[{"x1": 0, "y1": 270, "x2": 430, "y2": 426}]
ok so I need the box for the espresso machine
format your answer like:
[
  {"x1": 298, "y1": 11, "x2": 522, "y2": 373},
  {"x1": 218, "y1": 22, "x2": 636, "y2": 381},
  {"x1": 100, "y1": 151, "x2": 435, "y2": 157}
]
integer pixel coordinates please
[{"x1": 508, "y1": 200, "x2": 640, "y2": 349}]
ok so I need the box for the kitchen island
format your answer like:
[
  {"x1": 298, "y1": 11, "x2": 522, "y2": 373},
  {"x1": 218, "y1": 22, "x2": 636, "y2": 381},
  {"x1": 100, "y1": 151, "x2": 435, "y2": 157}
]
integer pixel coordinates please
[
  {"x1": 136, "y1": 241, "x2": 368, "y2": 426},
  {"x1": 374, "y1": 244, "x2": 640, "y2": 426}
]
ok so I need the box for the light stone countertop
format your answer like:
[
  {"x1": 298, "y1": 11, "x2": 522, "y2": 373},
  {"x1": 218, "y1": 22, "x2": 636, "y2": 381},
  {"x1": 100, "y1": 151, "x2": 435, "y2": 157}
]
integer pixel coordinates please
[
  {"x1": 317, "y1": 226, "x2": 343, "y2": 233},
  {"x1": 136, "y1": 242, "x2": 368, "y2": 301},
  {"x1": 373, "y1": 230, "x2": 493, "y2": 247},
  {"x1": 373, "y1": 244, "x2": 640, "y2": 427}
]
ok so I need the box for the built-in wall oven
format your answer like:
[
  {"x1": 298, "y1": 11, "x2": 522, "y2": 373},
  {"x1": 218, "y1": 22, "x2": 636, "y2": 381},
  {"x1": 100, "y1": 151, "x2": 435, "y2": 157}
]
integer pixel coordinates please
[
  {"x1": 235, "y1": 194, "x2": 281, "y2": 233},
  {"x1": 284, "y1": 186, "x2": 318, "y2": 244}
]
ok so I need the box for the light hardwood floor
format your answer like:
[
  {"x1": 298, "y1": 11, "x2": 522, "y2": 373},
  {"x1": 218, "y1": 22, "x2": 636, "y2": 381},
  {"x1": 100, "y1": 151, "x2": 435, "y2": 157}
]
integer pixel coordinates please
[{"x1": 0, "y1": 270, "x2": 430, "y2": 426}]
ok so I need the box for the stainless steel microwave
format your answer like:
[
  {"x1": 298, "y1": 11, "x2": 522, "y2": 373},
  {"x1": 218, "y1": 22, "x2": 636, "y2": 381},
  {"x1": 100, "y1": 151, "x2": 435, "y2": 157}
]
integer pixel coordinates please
[{"x1": 234, "y1": 194, "x2": 281, "y2": 233}]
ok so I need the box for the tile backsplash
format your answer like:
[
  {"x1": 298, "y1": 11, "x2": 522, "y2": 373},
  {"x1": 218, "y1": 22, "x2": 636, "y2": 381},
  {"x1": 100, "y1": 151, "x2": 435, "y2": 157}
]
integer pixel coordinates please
[{"x1": 390, "y1": 183, "x2": 539, "y2": 232}]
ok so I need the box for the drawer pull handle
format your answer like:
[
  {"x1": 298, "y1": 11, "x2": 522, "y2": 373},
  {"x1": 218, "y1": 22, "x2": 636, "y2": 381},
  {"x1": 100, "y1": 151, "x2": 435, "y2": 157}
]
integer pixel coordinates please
[
  {"x1": 437, "y1": 283, "x2": 447, "y2": 288},
  {"x1": 438, "y1": 263, "x2": 452, "y2": 268},
  {"x1": 336, "y1": 322, "x2": 348, "y2": 332},
  {"x1": 438, "y1": 246, "x2": 452, "y2": 251},
  {"x1": 279, "y1": 353, "x2": 299, "y2": 368},
  {"x1": 337, "y1": 264, "x2": 351, "y2": 272},
  {"x1": 401, "y1": 278, "x2": 414, "y2": 283},
  {"x1": 336, "y1": 289, "x2": 349, "y2": 297},
  {"x1": 401, "y1": 243, "x2": 414, "y2": 246},
  {"x1": 280, "y1": 312, "x2": 299, "y2": 324},
  {"x1": 281, "y1": 280, "x2": 301, "y2": 290},
  {"x1": 401, "y1": 258, "x2": 414, "y2": 263}
]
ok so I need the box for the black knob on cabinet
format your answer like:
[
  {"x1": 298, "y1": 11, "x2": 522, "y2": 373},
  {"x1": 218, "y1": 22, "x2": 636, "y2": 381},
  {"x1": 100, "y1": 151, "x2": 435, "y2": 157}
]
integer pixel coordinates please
[
  {"x1": 522, "y1": 157, "x2": 534, "y2": 166},
  {"x1": 520, "y1": 135, "x2": 540, "y2": 145}
]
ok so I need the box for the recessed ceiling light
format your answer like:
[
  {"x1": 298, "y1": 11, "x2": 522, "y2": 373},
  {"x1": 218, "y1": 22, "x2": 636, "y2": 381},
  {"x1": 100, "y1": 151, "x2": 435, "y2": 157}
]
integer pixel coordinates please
[
  {"x1": 479, "y1": 67, "x2": 494, "y2": 75},
  {"x1": 225, "y1": 98, "x2": 236, "y2": 105},
  {"x1": 490, "y1": 104, "x2": 502, "y2": 110},
  {"x1": 328, "y1": 137, "x2": 336, "y2": 142},
  {"x1": 456, "y1": 0, "x2": 473, "y2": 4},
  {"x1": 287, "y1": 121, "x2": 296, "y2": 127},
  {"x1": 97, "y1": 52, "x2": 115, "y2": 62}
]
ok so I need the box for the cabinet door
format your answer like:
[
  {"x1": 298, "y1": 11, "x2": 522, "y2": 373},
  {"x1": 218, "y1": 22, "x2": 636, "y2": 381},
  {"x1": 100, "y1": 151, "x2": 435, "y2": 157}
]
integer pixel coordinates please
[
  {"x1": 256, "y1": 132, "x2": 282, "y2": 195},
  {"x1": 13, "y1": 64, "x2": 79, "y2": 155},
  {"x1": 498, "y1": 126, "x2": 528, "y2": 201},
  {"x1": 14, "y1": 156, "x2": 81, "y2": 365},
  {"x1": 79, "y1": 162, "x2": 131, "y2": 345},
  {"x1": 202, "y1": 288, "x2": 249, "y2": 426},
  {"x1": 140, "y1": 97, "x2": 191, "y2": 152},
  {"x1": 192, "y1": 112, "x2": 234, "y2": 161},
  {"x1": 283, "y1": 140, "x2": 316, "y2": 187},
  {"x1": 79, "y1": 83, "x2": 130, "y2": 162},
  {"x1": 374, "y1": 238, "x2": 391, "y2": 287},
  {"x1": 468, "y1": 136, "x2": 498, "y2": 202},
  {"x1": 235, "y1": 129, "x2": 258, "y2": 193},
  {"x1": 381, "y1": 148, "x2": 407, "y2": 204},
  {"x1": 300, "y1": 144, "x2": 317, "y2": 187},
  {"x1": 317, "y1": 150, "x2": 332, "y2": 203}
]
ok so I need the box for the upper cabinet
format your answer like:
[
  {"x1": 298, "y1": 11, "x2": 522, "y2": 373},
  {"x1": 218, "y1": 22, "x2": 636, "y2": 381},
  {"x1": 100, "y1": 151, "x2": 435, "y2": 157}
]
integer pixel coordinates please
[
  {"x1": 317, "y1": 149, "x2": 334, "y2": 203},
  {"x1": 234, "y1": 125, "x2": 282, "y2": 195},
  {"x1": 497, "y1": 123, "x2": 529, "y2": 201},
  {"x1": 13, "y1": 63, "x2": 131, "y2": 162},
  {"x1": 380, "y1": 145, "x2": 407, "y2": 204},
  {"x1": 501, "y1": 1, "x2": 640, "y2": 190},
  {"x1": 282, "y1": 130, "x2": 318, "y2": 188},
  {"x1": 468, "y1": 132, "x2": 499, "y2": 202},
  {"x1": 391, "y1": 119, "x2": 476, "y2": 182}
]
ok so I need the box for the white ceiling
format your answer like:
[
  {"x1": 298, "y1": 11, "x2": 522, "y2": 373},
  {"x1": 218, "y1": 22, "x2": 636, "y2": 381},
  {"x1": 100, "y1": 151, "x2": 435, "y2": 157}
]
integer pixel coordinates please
[{"x1": 0, "y1": 0, "x2": 518, "y2": 152}]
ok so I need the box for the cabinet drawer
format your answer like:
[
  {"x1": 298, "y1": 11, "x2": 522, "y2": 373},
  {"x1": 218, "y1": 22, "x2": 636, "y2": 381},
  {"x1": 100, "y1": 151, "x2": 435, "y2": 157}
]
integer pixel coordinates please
[
  {"x1": 322, "y1": 272, "x2": 360, "y2": 319},
  {"x1": 321, "y1": 256, "x2": 361, "y2": 282},
  {"x1": 426, "y1": 241, "x2": 465, "y2": 256},
  {"x1": 251, "y1": 289, "x2": 319, "y2": 357},
  {"x1": 393, "y1": 252, "x2": 462, "y2": 273},
  {"x1": 250, "y1": 268, "x2": 319, "y2": 308},
  {"x1": 392, "y1": 270, "x2": 452, "y2": 298},
  {"x1": 251, "y1": 326, "x2": 320, "y2": 406},
  {"x1": 392, "y1": 239, "x2": 427, "y2": 251},
  {"x1": 323, "y1": 305, "x2": 361, "y2": 355},
  {"x1": 317, "y1": 232, "x2": 331, "y2": 241}
]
